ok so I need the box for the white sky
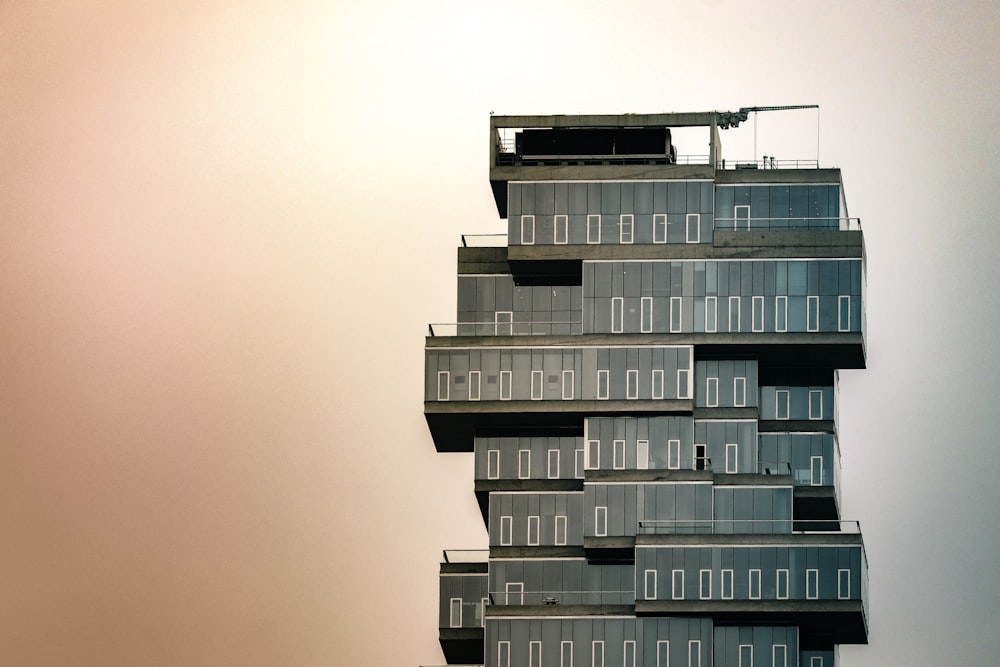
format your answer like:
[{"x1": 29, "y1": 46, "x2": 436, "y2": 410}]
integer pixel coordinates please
[{"x1": 1, "y1": 1, "x2": 998, "y2": 665}]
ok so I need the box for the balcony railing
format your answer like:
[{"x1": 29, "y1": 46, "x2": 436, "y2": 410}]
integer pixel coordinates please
[
  {"x1": 638, "y1": 519, "x2": 861, "y2": 535},
  {"x1": 717, "y1": 158, "x2": 820, "y2": 170},
  {"x1": 461, "y1": 234, "x2": 507, "y2": 247},
  {"x1": 428, "y1": 322, "x2": 583, "y2": 337},
  {"x1": 442, "y1": 549, "x2": 489, "y2": 564},
  {"x1": 489, "y1": 589, "x2": 635, "y2": 606},
  {"x1": 715, "y1": 216, "x2": 862, "y2": 231}
]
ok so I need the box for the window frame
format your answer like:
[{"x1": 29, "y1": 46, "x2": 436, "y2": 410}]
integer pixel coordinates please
[
  {"x1": 520, "y1": 214, "x2": 535, "y2": 245},
  {"x1": 612, "y1": 297, "x2": 624, "y2": 333},
  {"x1": 554, "y1": 214, "x2": 568, "y2": 245},
  {"x1": 499, "y1": 515, "x2": 512, "y2": 546},
  {"x1": 641, "y1": 296, "x2": 653, "y2": 333},
  {"x1": 672, "y1": 569, "x2": 684, "y2": 599},
  {"x1": 613, "y1": 439, "x2": 626, "y2": 469},
  {"x1": 751, "y1": 295, "x2": 765, "y2": 332},
  {"x1": 487, "y1": 449, "x2": 500, "y2": 480},
  {"x1": 595, "y1": 506, "x2": 608, "y2": 537},
  {"x1": 705, "y1": 295, "x2": 717, "y2": 333},
  {"x1": 587, "y1": 214, "x2": 601, "y2": 244},
  {"x1": 531, "y1": 370, "x2": 543, "y2": 400},
  {"x1": 670, "y1": 296, "x2": 683, "y2": 333},
  {"x1": 653, "y1": 214, "x2": 667, "y2": 244},
  {"x1": 469, "y1": 370, "x2": 481, "y2": 401},
  {"x1": 518, "y1": 449, "x2": 530, "y2": 479},
  {"x1": 437, "y1": 371, "x2": 450, "y2": 401},
  {"x1": 686, "y1": 213, "x2": 700, "y2": 243},
  {"x1": 620, "y1": 214, "x2": 634, "y2": 244},
  {"x1": 775, "y1": 295, "x2": 788, "y2": 332},
  {"x1": 548, "y1": 449, "x2": 560, "y2": 479}
]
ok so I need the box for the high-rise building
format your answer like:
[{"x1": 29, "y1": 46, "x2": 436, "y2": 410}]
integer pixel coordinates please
[{"x1": 424, "y1": 111, "x2": 868, "y2": 667}]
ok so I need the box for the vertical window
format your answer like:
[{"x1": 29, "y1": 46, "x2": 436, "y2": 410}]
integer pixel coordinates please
[
  {"x1": 694, "y1": 444, "x2": 707, "y2": 471},
  {"x1": 500, "y1": 371, "x2": 512, "y2": 400},
  {"x1": 641, "y1": 297, "x2": 653, "y2": 333},
  {"x1": 437, "y1": 371, "x2": 450, "y2": 401},
  {"x1": 548, "y1": 449, "x2": 560, "y2": 479},
  {"x1": 672, "y1": 569, "x2": 684, "y2": 599},
  {"x1": 677, "y1": 369, "x2": 691, "y2": 399},
  {"x1": 734, "y1": 377, "x2": 746, "y2": 407},
  {"x1": 531, "y1": 370, "x2": 543, "y2": 400},
  {"x1": 586, "y1": 440, "x2": 600, "y2": 470},
  {"x1": 657, "y1": 641, "x2": 670, "y2": 667},
  {"x1": 652, "y1": 369, "x2": 665, "y2": 399},
  {"x1": 595, "y1": 506, "x2": 608, "y2": 536},
  {"x1": 775, "y1": 390, "x2": 790, "y2": 420},
  {"x1": 705, "y1": 296, "x2": 717, "y2": 333},
  {"x1": 554, "y1": 214, "x2": 568, "y2": 244},
  {"x1": 449, "y1": 597, "x2": 462, "y2": 627},
  {"x1": 686, "y1": 213, "x2": 700, "y2": 243},
  {"x1": 668, "y1": 439, "x2": 681, "y2": 470},
  {"x1": 530, "y1": 641, "x2": 542, "y2": 667},
  {"x1": 722, "y1": 569, "x2": 734, "y2": 599},
  {"x1": 518, "y1": 450, "x2": 530, "y2": 479},
  {"x1": 527, "y1": 515, "x2": 540, "y2": 546},
  {"x1": 670, "y1": 296, "x2": 682, "y2": 332},
  {"x1": 613, "y1": 439, "x2": 625, "y2": 469},
  {"x1": 809, "y1": 389, "x2": 823, "y2": 419},
  {"x1": 644, "y1": 570, "x2": 656, "y2": 600},
  {"x1": 838, "y1": 295, "x2": 851, "y2": 331},
  {"x1": 498, "y1": 641, "x2": 510, "y2": 667},
  {"x1": 752, "y1": 295, "x2": 764, "y2": 332},
  {"x1": 807, "y1": 295, "x2": 819, "y2": 332},
  {"x1": 773, "y1": 645, "x2": 787, "y2": 667},
  {"x1": 469, "y1": 370, "x2": 481, "y2": 401},
  {"x1": 499, "y1": 516, "x2": 512, "y2": 546},
  {"x1": 620, "y1": 214, "x2": 634, "y2": 244},
  {"x1": 735, "y1": 204, "x2": 750, "y2": 230},
  {"x1": 729, "y1": 296, "x2": 741, "y2": 332},
  {"x1": 749, "y1": 569, "x2": 761, "y2": 600},
  {"x1": 706, "y1": 377, "x2": 719, "y2": 407},
  {"x1": 775, "y1": 295, "x2": 788, "y2": 332},
  {"x1": 592, "y1": 640, "x2": 605, "y2": 667},
  {"x1": 555, "y1": 515, "x2": 567, "y2": 546},
  {"x1": 562, "y1": 369, "x2": 575, "y2": 400},
  {"x1": 738, "y1": 645, "x2": 753, "y2": 667},
  {"x1": 612, "y1": 297, "x2": 624, "y2": 333},
  {"x1": 495, "y1": 311, "x2": 513, "y2": 336},
  {"x1": 838, "y1": 569, "x2": 851, "y2": 599},
  {"x1": 653, "y1": 214, "x2": 667, "y2": 243},
  {"x1": 521, "y1": 214, "x2": 535, "y2": 245},
  {"x1": 699, "y1": 569, "x2": 712, "y2": 599},
  {"x1": 481, "y1": 598, "x2": 488, "y2": 627},
  {"x1": 637, "y1": 440, "x2": 649, "y2": 470},
  {"x1": 597, "y1": 370, "x2": 610, "y2": 400},
  {"x1": 505, "y1": 582, "x2": 523, "y2": 605},
  {"x1": 810, "y1": 456, "x2": 823, "y2": 486},
  {"x1": 726, "y1": 443, "x2": 738, "y2": 474},
  {"x1": 487, "y1": 449, "x2": 500, "y2": 480},
  {"x1": 688, "y1": 640, "x2": 701, "y2": 667},
  {"x1": 776, "y1": 569, "x2": 789, "y2": 599},
  {"x1": 626, "y1": 370, "x2": 639, "y2": 399},
  {"x1": 561, "y1": 641, "x2": 573, "y2": 667},
  {"x1": 587, "y1": 214, "x2": 601, "y2": 244},
  {"x1": 575, "y1": 448, "x2": 585, "y2": 479},
  {"x1": 806, "y1": 568, "x2": 819, "y2": 599},
  {"x1": 624, "y1": 640, "x2": 636, "y2": 667}
]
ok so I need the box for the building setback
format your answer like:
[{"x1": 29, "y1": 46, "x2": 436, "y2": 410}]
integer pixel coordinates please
[{"x1": 424, "y1": 111, "x2": 868, "y2": 667}]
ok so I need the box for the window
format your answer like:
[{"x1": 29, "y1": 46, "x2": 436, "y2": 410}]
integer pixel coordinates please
[
  {"x1": 575, "y1": 448, "x2": 585, "y2": 479},
  {"x1": 561, "y1": 641, "x2": 573, "y2": 667},
  {"x1": 735, "y1": 204, "x2": 750, "y2": 231},
  {"x1": 595, "y1": 506, "x2": 607, "y2": 536},
  {"x1": 775, "y1": 390, "x2": 790, "y2": 420},
  {"x1": 620, "y1": 214, "x2": 634, "y2": 244},
  {"x1": 527, "y1": 515, "x2": 540, "y2": 546},
  {"x1": 657, "y1": 641, "x2": 670, "y2": 667},
  {"x1": 641, "y1": 297, "x2": 653, "y2": 333},
  {"x1": 773, "y1": 645, "x2": 787, "y2": 667},
  {"x1": 612, "y1": 297, "x2": 624, "y2": 333},
  {"x1": 518, "y1": 450, "x2": 530, "y2": 479},
  {"x1": 562, "y1": 370, "x2": 575, "y2": 400},
  {"x1": 809, "y1": 389, "x2": 823, "y2": 419},
  {"x1": 749, "y1": 569, "x2": 761, "y2": 599},
  {"x1": 597, "y1": 370, "x2": 610, "y2": 400},
  {"x1": 699, "y1": 569, "x2": 711, "y2": 599},
  {"x1": 722, "y1": 569, "x2": 734, "y2": 599},
  {"x1": 495, "y1": 311, "x2": 513, "y2": 336},
  {"x1": 592, "y1": 640, "x2": 605, "y2": 667},
  {"x1": 776, "y1": 568, "x2": 789, "y2": 599},
  {"x1": 521, "y1": 214, "x2": 535, "y2": 245},
  {"x1": 586, "y1": 440, "x2": 600, "y2": 470},
  {"x1": 668, "y1": 439, "x2": 681, "y2": 470},
  {"x1": 505, "y1": 581, "x2": 523, "y2": 605},
  {"x1": 775, "y1": 295, "x2": 788, "y2": 332},
  {"x1": 670, "y1": 296, "x2": 682, "y2": 332},
  {"x1": 644, "y1": 569, "x2": 657, "y2": 599},
  {"x1": 693, "y1": 444, "x2": 707, "y2": 471},
  {"x1": 652, "y1": 369, "x2": 664, "y2": 399},
  {"x1": 437, "y1": 371, "x2": 450, "y2": 401},
  {"x1": 487, "y1": 449, "x2": 500, "y2": 480},
  {"x1": 531, "y1": 370, "x2": 543, "y2": 400},
  {"x1": 738, "y1": 645, "x2": 753, "y2": 667},
  {"x1": 734, "y1": 377, "x2": 746, "y2": 407},
  {"x1": 810, "y1": 456, "x2": 823, "y2": 486},
  {"x1": 729, "y1": 296, "x2": 741, "y2": 332},
  {"x1": 637, "y1": 440, "x2": 649, "y2": 470},
  {"x1": 498, "y1": 641, "x2": 510, "y2": 667},
  {"x1": 530, "y1": 641, "x2": 542, "y2": 667},
  {"x1": 839, "y1": 295, "x2": 851, "y2": 331},
  {"x1": 481, "y1": 598, "x2": 488, "y2": 627},
  {"x1": 806, "y1": 568, "x2": 819, "y2": 599},
  {"x1": 706, "y1": 377, "x2": 719, "y2": 407},
  {"x1": 686, "y1": 213, "x2": 700, "y2": 243},
  {"x1": 838, "y1": 568, "x2": 851, "y2": 599},
  {"x1": 499, "y1": 516, "x2": 512, "y2": 546},
  {"x1": 469, "y1": 370, "x2": 481, "y2": 401},
  {"x1": 627, "y1": 370, "x2": 639, "y2": 399},
  {"x1": 624, "y1": 640, "x2": 636, "y2": 667},
  {"x1": 677, "y1": 369, "x2": 691, "y2": 399},
  {"x1": 555, "y1": 214, "x2": 568, "y2": 244},
  {"x1": 613, "y1": 439, "x2": 625, "y2": 469},
  {"x1": 726, "y1": 443, "x2": 738, "y2": 473},
  {"x1": 688, "y1": 640, "x2": 701, "y2": 667},
  {"x1": 752, "y1": 295, "x2": 764, "y2": 332},
  {"x1": 548, "y1": 449, "x2": 560, "y2": 479},
  {"x1": 500, "y1": 370, "x2": 512, "y2": 400},
  {"x1": 555, "y1": 515, "x2": 567, "y2": 546},
  {"x1": 449, "y1": 597, "x2": 462, "y2": 627},
  {"x1": 587, "y1": 214, "x2": 601, "y2": 244},
  {"x1": 672, "y1": 569, "x2": 684, "y2": 599},
  {"x1": 653, "y1": 214, "x2": 667, "y2": 243},
  {"x1": 807, "y1": 295, "x2": 819, "y2": 332},
  {"x1": 705, "y1": 296, "x2": 717, "y2": 333}
]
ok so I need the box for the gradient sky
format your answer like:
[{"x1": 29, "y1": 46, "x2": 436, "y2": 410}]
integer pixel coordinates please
[{"x1": 2, "y1": 1, "x2": 998, "y2": 665}]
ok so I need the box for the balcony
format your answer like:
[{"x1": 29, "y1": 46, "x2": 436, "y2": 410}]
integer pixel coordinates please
[{"x1": 439, "y1": 550, "x2": 488, "y2": 664}]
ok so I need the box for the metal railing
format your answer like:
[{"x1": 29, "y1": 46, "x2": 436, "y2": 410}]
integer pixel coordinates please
[
  {"x1": 714, "y1": 216, "x2": 861, "y2": 231},
  {"x1": 638, "y1": 519, "x2": 861, "y2": 535},
  {"x1": 442, "y1": 549, "x2": 489, "y2": 564},
  {"x1": 489, "y1": 589, "x2": 635, "y2": 606},
  {"x1": 428, "y1": 321, "x2": 583, "y2": 337},
  {"x1": 461, "y1": 234, "x2": 507, "y2": 247},
  {"x1": 717, "y1": 158, "x2": 820, "y2": 170}
]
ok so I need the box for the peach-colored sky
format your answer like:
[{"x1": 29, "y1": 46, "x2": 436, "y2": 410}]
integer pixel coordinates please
[{"x1": 1, "y1": 1, "x2": 998, "y2": 665}]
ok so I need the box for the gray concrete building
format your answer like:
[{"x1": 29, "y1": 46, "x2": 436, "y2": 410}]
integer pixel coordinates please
[{"x1": 423, "y1": 111, "x2": 868, "y2": 667}]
